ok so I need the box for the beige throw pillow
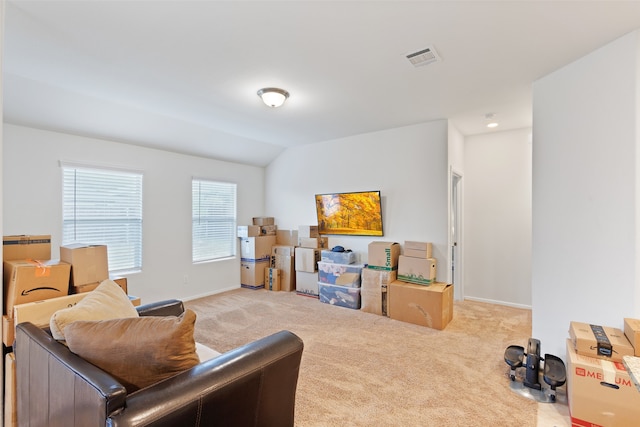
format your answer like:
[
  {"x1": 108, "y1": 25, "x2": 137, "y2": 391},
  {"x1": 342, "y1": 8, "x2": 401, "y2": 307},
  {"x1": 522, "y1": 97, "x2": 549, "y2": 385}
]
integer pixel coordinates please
[
  {"x1": 64, "y1": 309, "x2": 200, "y2": 392},
  {"x1": 50, "y1": 279, "x2": 139, "y2": 341}
]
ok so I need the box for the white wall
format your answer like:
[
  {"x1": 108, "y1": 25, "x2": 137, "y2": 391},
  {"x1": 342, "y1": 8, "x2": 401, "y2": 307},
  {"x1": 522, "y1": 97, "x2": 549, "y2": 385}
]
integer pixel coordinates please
[
  {"x1": 532, "y1": 30, "x2": 640, "y2": 359},
  {"x1": 265, "y1": 120, "x2": 450, "y2": 283},
  {"x1": 3, "y1": 124, "x2": 265, "y2": 304},
  {"x1": 464, "y1": 128, "x2": 532, "y2": 308}
]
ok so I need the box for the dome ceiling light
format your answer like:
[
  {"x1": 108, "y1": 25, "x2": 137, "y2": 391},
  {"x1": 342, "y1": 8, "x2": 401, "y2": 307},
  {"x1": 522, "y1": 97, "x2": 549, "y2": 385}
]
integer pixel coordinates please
[{"x1": 257, "y1": 87, "x2": 290, "y2": 108}]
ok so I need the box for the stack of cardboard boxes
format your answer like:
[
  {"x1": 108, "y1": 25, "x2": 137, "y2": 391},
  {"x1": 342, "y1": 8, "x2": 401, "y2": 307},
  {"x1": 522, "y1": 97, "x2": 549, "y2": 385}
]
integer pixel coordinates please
[
  {"x1": 2, "y1": 237, "x2": 131, "y2": 346},
  {"x1": 269, "y1": 243, "x2": 296, "y2": 292},
  {"x1": 361, "y1": 240, "x2": 453, "y2": 330},
  {"x1": 239, "y1": 217, "x2": 277, "y2": 289},
  {"x1": 317, "y1": 247, "x2": 363, "y2": 309},
  {"x1": 566, "y1": 319, "x2": 640, "y2": 425},
  {"x1": 4, "y1": 239, "x2": 69, "y2": 306},
  {"x1": 294, "y1": 226, "x2": 328, "y2": 298},
  {"x1": 238, "y1": 217, "x2": 301, "y2": 291},
  {"x1": 2, "y1": 236, "x2": 132, "y2": 427},
  {"x1": 238, "y1": 226, "x2": 453, "y2": 329},
  {"x1": 397, "y1": 241, "x2": 437, "y2": 285},
  {"x1": 361, "y1": 241, "x2": 399, "y2": 315},
  {"x1": 2, "y1": 235, "x2": 69, "y2": 345}
]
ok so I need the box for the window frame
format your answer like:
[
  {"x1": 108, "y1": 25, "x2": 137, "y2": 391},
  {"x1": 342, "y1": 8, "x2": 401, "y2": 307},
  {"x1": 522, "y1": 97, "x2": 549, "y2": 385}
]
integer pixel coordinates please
[
  {"x1": 61, "y1": 162, "x2": 144, "y2": 275},
  {"x1": 192, "y1": 178, "x2": 237, "y2": 263}
]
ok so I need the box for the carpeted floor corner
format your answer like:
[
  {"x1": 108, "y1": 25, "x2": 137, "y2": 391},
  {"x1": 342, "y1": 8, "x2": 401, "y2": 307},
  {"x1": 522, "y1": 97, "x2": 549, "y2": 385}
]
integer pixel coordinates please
[{"x1": 186, "y1": 288, "x2": 537, "y2": 426}]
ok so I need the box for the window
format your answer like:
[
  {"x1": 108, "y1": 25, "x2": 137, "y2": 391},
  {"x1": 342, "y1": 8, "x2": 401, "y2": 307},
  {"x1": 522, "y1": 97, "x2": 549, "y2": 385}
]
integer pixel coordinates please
[
  {"x1": 192, "y1": 179, "x2": 237, "y2": 262},
  {"x1": 62, "y1": 164, "x2": 143, "y2": 274}
]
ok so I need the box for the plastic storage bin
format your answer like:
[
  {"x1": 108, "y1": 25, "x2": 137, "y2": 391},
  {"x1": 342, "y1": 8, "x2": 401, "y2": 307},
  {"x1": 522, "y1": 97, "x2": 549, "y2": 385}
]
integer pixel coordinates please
[
  {"x1": 318, "y1": 282, "x2": 361, "y2": 309},
  {"x1": 317, "y1": 262, "x2": 364, "y2": 287},
  {"x1": 320, "y1": 250, "x2": 357, "y2": 264}
]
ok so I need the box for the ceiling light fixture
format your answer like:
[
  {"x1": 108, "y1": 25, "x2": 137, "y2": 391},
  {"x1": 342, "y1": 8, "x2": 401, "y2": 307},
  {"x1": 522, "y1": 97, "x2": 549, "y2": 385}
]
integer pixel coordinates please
[
  {"x1": 257, "y1": 87, "x2": 289, "y2": 108},
  {"x1": 485, "y1": 113, "x2": 499, "y2": 129}
]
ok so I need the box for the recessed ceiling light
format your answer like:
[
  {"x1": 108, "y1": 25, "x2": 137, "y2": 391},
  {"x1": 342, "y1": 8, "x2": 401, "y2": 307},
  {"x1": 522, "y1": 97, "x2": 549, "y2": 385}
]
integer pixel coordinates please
[{"x1": 485, "y1": 113, "x2": 499, "y2": 129}]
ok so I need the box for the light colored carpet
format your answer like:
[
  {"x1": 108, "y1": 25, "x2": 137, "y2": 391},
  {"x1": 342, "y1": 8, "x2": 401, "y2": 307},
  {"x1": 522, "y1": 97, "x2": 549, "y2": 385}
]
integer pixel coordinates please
[{"x1": 186, "y1": 288, "x2": 538, "y2": 426}]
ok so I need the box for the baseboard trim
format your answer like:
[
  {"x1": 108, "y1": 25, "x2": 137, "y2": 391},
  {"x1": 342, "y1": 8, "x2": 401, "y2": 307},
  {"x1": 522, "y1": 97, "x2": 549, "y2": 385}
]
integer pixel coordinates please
[
  {"x1": 182, "y1": 285, "x2": 240, "y2": 302},
  {"x1": 464, "y1": 296, "x2": 531, "y2": 310}
]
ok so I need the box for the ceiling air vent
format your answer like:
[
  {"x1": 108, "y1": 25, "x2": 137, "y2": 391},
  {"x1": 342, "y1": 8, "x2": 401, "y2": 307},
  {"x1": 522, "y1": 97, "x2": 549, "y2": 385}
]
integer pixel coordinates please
[{"x1": 406, "y1": 45, "x2": 441, "y2": 67}]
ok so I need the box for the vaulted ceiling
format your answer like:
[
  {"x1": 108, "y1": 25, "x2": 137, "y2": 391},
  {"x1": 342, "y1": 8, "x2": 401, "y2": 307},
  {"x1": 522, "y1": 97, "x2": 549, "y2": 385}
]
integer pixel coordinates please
[{"x1": 4, "y1": 1, "x2": 640, "y2": 166}]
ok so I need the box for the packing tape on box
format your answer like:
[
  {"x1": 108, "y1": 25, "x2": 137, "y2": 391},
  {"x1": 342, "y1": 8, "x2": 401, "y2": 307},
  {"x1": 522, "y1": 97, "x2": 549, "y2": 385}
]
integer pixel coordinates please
[{"x1": 29, "y1": 260, "x2": 51, "y2": 278}]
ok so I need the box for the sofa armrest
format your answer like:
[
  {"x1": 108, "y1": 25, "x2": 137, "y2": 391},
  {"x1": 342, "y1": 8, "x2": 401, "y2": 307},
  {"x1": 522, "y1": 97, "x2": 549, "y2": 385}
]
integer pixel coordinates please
[
  {"x1": 16, "y1": 322, "x2": 128, "y2": 427},
  {"x1": 136, "y1": 299, "x2": 184, "y2": 317},
  {"x1": 106, "y1": 330, "x2": 304, "y2": 427}
]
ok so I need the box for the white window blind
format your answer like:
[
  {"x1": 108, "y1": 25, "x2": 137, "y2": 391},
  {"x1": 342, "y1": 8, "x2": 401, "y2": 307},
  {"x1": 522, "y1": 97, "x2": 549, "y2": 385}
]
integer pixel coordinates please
[
  {"x1": 192, "y1": 179, "x2": 237, "y2": 262},
  {"x1": 62, "y1": 165, "x2": 143, "y2": 274}
]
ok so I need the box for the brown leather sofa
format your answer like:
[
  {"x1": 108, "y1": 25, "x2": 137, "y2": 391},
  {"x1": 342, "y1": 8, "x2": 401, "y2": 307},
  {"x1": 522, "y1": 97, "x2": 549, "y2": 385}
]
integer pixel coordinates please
[{"x1": 15, "y1": 299, "x2": 304, "y2": 427}]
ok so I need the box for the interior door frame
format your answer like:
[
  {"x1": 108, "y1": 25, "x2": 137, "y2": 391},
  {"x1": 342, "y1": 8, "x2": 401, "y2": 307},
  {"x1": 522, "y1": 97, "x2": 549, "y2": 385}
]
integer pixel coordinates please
[{"x1": 449, "y1": 167, "x2": 463, "y2": 301}]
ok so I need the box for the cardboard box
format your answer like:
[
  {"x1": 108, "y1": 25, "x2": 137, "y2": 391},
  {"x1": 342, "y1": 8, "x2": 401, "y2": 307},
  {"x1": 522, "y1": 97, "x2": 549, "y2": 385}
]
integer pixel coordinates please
[
  {"x1": 298, "y1": 237, "x2": 328, "y2": 249},
  {"x1": 397, "y1": 256, "x2": 436, "y2": 286},
  {"x1": 270, "y1": 255, "x2": 295, "y2": 292},
  {"x1": 368, "y1": 241, "x2": 400, "y2": 271},
  {"x1": 60, "y1": 243, "x2": 109, "y2": 287},
  {"x1": 252, "y1": 217, "x2": 275, "y2": 226},
  {"x1": 239, "y1": 236, "x2": 276, "y2": 261},
  {"x1": 567, "y1": 340, "x2": 640, "y2": 426},
  {"x1": 71, "y1": 277, "x2": 128, "y2": 294},
  {"x1": 9, "y1": 291, "x2": 139, "y2": 338},
  {"x1": 3, "y1": 235, "x2": 51, "y2": 261},
  {"x1": 237, "y1": 225, "x2": 261, "y2": 238},
  {"x1": 388, "y1": 281, "x2": 453, "y2": 330},
  {"x1": 3, "y1": 315, "x2": 15, "y2": 347},
  {"x1": 404, "y1": 241, "x2": 433, "y2": 259},
  {"x1": 319, "y1": 282, "x2": 361, "y2": 309},
  {"x1": 295, "y1": 271, "x2": 319, "y2": 298},
  {"x1": 276, "y1": 229, "x2": 298, "y2": 246},
  {"x1": 298, "y1": 225, "x2": 319, "y2": 238},
  {"x1": 624, "y1": 318, "x2": 640, "y2": 356},
  {"x1": 318, "y1": 262, "x2": 364, "y2": 287},
  {"x1": 260, "y1": 225, "x2": 277, "y2": 235},
  {"x1": 240, "y1": 260, "x2": 269, "y2": 289},
  {"x1": 295, "y1": 247, "x2": 320, "y2": 272},
  {"x1": 569, "y1": 321, "x2": 635, "y2": 362},
  {"x1": 4, "y1": 259, "x2": 71, "y2": 314},
  {"x1": 264, "y1": 268, "x2": 281, "y2": 291},
  {"x1": 5, "y1": 352, "x2": 17, "y2": 427},
  {"x1": 361, "y1": 268, "x2": 396, "y2": 316},
  {"x1": 320, "y1": 249, "x2": 357, "y2": 264},
  {"x1": 271, "y1": 245, "x2": 295, "y2": 257},
  {"x1": 13, "y1": 293, "x2": 88, "y2": 329}
]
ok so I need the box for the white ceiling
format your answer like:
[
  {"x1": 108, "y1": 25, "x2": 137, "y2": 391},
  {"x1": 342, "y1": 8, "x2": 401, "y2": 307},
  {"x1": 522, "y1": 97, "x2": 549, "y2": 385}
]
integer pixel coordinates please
[{"x1": 4, "y1": 1, "x2": 640, "y2": 167}]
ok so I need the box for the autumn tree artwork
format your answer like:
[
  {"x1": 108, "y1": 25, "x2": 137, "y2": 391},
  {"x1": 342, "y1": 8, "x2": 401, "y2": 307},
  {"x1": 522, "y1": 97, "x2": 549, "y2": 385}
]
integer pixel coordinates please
[{"x1": 315, "y1": 191, "x2": 383, "y2": 236}]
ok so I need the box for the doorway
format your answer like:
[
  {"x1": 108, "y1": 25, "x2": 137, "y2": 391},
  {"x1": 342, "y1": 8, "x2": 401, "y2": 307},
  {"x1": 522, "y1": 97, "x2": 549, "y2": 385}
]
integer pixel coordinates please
[{"x1": 450, "y1": 170, "x2": 463, "y2": 300}]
